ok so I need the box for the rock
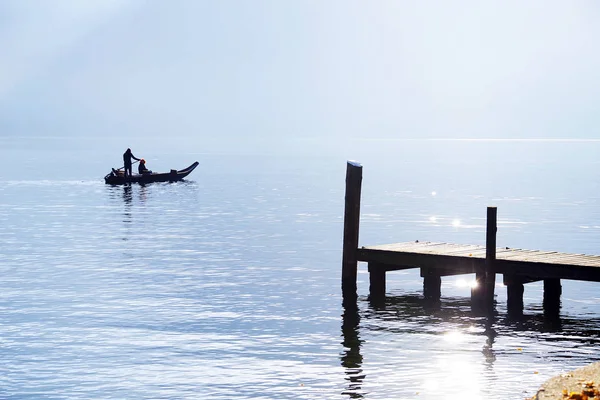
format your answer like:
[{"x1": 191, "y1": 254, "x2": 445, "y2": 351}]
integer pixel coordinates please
[{"x1": 529, "y1": 362, "x2": 600, "y2": 399}]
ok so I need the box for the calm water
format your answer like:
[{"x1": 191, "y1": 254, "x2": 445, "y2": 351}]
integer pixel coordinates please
[{"x1": 2, "y1": 137, "x2": 600, "y2": 399}]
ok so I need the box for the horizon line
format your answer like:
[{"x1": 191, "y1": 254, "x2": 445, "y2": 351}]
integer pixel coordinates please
[{"x1": 349, "y1": 138, "x2": 600, "y2": 142}]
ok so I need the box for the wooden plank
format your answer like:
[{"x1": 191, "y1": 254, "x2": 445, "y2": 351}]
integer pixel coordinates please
[
  {"x1": 499, "y1": 250, "x2": 600, "y2": 266},
  {"x1": 363, "y1": 243, "x2": 528, "y2": 258},
  {"x1": 498, "y1": 250, "x2": 559, "y2": 259},
  {"x1": 392, "y1": 242, "x2": 463, "y2": 254},
  {"x1": 365, "y1": 241, "x2": 445, "y2": 250},
  {"x1": 364, "y1": 243, "x2": 482, "y2": 257},
  {"x1": 529, "y1": 254, "x2": 592, "y2": 265},
  {"x1": 501, "y1": 253, "x2": 600, "y2": 271},
  {"x1": 357, "y1": 249, "x2": 484, "y2": 275},
  {"x1": 543, "y1": 255, "x2": 600, "y2": 267},
  {"x1": 436, "y1": 245, "x2": 486, "y2": 256},
  {"x1": 554, "y1": 253, "x2": 600, "y2": 263}
]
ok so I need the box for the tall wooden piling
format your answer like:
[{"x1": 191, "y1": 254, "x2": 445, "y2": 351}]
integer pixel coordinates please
[
  {"x1": 472, "y1": 206, "x2": 497, "y2": 310},
  {"x1": 484, "y1": 207, "x2": 497, "y2": 309},
  {"x1": 342, "y1": 161, "x2": 363, "y2": 305}
]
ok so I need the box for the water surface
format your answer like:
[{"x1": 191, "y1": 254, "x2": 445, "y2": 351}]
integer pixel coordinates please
[{"x1": 1, "y1": 138, "x2": 600, "y2": 399}]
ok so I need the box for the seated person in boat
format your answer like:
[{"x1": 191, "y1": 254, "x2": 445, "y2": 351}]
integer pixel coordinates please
[{"x1": 138, "y1": 159, "x2": 152, "y2": 174}]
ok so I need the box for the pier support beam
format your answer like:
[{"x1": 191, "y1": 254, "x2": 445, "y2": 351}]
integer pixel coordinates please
[
  {"x1": 505, "y1": 275, "x2": 546, "y2": 317},
  {"x1": 368, "y1": 263, "x2": 386, "y2": 304},
  {"x1": 471, "y1": 273, "x2": 484, "y2": 305},
  {"x1": 543, "y1": 279, "x2": 562, "y2": 317},
  {"x1": 422, "y1": 270, "x2": 441, "y2": 301},
  {"x1": 506, "y1": 281, "x2": 524, "y2": 316},
  {"x1": 342, "y1": 161, "x2": 363, "y2": 306}
]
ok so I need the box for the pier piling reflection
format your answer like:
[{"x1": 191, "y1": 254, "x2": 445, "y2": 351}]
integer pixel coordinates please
[{"x1": 341, "y1": 304, "x2": 365, "y2": 398}]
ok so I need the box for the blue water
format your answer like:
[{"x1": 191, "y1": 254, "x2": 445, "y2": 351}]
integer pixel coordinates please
[{"x1": 2, "y1": 137, "x2": 600, "y2": 399}]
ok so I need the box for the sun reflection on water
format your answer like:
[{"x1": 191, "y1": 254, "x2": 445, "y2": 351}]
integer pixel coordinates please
[
  {"x1": 423, "y1": 356, "x2": 483, "y2": 400},
  {"x1": 455, "y1": 278, "x2": 478, "y2": 289},
  {"x1": 443, "y1": 329, "x2": 468, "y2": 344}
]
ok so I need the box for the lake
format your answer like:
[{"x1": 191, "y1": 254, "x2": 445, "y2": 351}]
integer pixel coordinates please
[{"x1": 1, "y1": 137, "x2": 600, "y2": 399}]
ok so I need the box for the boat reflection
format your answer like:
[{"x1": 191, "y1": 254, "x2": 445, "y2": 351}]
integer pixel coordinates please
[
  {"x1": 122, "y1": 184, "x2": 132, "y2": 204},
  {"x1": 138, "y1": 183, "x2": 147, "y2": 204},
  {"x1": 122, "y1": 184, "x2": 133, "y2": 228}
]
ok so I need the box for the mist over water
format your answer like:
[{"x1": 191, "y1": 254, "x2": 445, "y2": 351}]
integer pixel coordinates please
[{"x1": 1, "y1": 138, "x2": 600, "y2": 399}]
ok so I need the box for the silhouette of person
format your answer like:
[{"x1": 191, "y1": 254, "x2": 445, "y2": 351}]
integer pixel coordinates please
[
  {"x1": 123, "y1": 148, "x2": 140, "y2": 177},
  {"x1": 138, "y1": 159, "x2": 152, "y2": 174}
]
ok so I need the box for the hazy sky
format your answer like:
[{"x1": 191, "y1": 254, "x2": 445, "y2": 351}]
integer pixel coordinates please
[{"x1": 1, "y1": 0, "x2": 599, "y2": 141}]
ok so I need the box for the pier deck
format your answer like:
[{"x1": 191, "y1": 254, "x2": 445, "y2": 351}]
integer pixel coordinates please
[{"x1": 358, "y1": 241, "x2": 600, "y2": 282}]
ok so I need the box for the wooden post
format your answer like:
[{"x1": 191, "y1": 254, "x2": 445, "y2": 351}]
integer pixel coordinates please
[
  {"x1": 423, "y1": 271, "x2": 441, "y2": 301},
  {"x1": 368, "y1": 263, "x2": 386, "y2": 304},
  {"x1": 543, "y1": 279, "x2": 562, "y2": 316},
  {"x1": 484, "y1": 206, "x2": 497, "y2": 310},
  {"x1": 472, "y1": 271, "x2": 484, "y2": 306},
  {"x1": 506, "y1": 282, "x2": 524, "y2": 316},
  {"x1": 473, "y1": 207, "x2": 497, "y2": 311},
  {"x1": 342, "y1": 161, "x2": 363, "y2": 306}
]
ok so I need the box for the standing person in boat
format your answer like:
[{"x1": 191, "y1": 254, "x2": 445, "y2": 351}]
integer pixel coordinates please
[
  {"x1": 123, "y1": 148, "x2": 141, "y2": 177},
  {"x1": 138, "y1": 159, "x2": 152, "y2": 174}
]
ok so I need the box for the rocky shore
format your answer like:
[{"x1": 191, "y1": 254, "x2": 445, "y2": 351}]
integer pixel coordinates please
[{"x1": 529, "y1": 362, "x2": 600, "y2": 399}]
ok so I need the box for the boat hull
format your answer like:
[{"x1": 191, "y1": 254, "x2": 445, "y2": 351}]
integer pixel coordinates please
[{"x1": 104, "y1": 161, "x2": 199, "y2": 185}]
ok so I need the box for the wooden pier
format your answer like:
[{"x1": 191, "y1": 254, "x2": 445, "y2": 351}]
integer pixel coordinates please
[{"x1": 341, "y1": 161, "x2": 600, "y2": 314}]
